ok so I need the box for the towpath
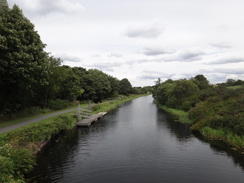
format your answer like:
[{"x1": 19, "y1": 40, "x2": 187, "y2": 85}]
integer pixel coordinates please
[{"x1": 0, "y1": 107, "x2": 80, "y2": 134}]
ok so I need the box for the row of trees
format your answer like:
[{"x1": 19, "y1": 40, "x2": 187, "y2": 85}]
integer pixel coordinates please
[
  {"x1": 153, "y1": 75, "x2": 244, "y2": 137},
  {"x1": 0, "y1": 3, "x2": 143, "y2": 114}
]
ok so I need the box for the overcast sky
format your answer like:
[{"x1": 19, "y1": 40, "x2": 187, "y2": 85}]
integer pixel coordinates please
[{"x1": 8, "y1": 0, "x2": 244, "y2": 86}]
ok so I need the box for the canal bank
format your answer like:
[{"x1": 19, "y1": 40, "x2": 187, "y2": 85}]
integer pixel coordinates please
[
  {"x1": 0, "y1": 94, "x2": 146, "y2": 182},
  {"x1": 28, "y1": 95, "x2": 244, "y2": 183}
]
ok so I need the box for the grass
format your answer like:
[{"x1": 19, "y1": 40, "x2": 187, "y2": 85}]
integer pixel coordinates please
[
  {"x1": 0, "y1": 94, "x2": 148, "y2": 182},
  {"x1": 0, "y1": 114, "x2": 77, "y2": 182},
  {"x1": 227, "y1": 85, "x2": 244, "y2": 90},
  {"x1": 0, "y1": 102, "x2": 87, "y2": 128},
  {"x1": 201, "y1": 127, "x2": 244, "y2": 151},
  {"x1": 92, "y1": 94, "x2": 148, "y2": 113},
  {"x1": 157, "y1": 104, "x2": 192, "y2": 124}
]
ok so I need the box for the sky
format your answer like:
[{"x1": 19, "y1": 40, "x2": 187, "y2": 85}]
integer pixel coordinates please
[{"x1": 7, "y1": 0, "x2": 244, "y2": 86}]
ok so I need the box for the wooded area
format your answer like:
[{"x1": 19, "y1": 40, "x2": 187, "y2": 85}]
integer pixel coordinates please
[{"x1": 0, "y1": 3, "x2": 151, "y2": 115}]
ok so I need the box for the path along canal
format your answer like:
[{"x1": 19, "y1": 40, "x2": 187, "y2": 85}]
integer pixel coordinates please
[{"x1": 28, "y1": 95, "x2": 244, "y2": 183}]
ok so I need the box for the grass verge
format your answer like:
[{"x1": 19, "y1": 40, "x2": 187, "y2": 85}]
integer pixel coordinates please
[
  {"x1": 92, "y1": 94, "x2": 148, "y2": 113},
  {"x1": 157, "y1": 104, "x2": 192, "y2": 124},
  {"x1": 0, "y1": 103, "x2": 88, "y2": 128},
  {"x1": 0, "y1": 114, "x2": 77, "y2": 182},
  {"x1": 0, "y1": 94, "x2": 147, "y2": 182},
  {"x1": 201, "y1": 127, "x2": 244, "y2": 152}
]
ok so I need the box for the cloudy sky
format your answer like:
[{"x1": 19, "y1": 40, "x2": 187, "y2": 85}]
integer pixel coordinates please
[{"x1": 8, "y1": 0, "x2": 244, "y2": 86}]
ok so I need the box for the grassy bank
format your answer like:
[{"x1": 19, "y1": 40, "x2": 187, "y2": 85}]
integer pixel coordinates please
[
  {"x1": 0, "y1": 114, "x2": 77, "y2": 182},
  {"x1": 92, "y1": 94, "x2": 148, "y2": 113},
  {"x1": 200, "y1": 127, "x2": 244, "y2": 152},
  {"x1": 157, "y1": 104, "x2": 244, "y2": 151},
  {"x1": 156, "y1": 104, "x2": 244, "y2": 152},
  {"x1": 0, "y1": 101, "x2": 84, "y2": 128},
  {"x1": 156, "y1": 104, "x2": 192, "y2": 124},
  {"x1": 0, "y1": 94, "x2": 146, "y2": 182}
]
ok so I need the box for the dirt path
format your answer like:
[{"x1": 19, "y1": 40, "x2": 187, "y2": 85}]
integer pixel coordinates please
[{"x1": 0, "y1": 108, "x2": 79, "y2": 134}]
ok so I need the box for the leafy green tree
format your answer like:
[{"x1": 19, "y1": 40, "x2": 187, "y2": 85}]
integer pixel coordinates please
[
  {"x1": 0, "y1": 0, "x2": 8, "y2": 14},
  {"x1": 193, "y1": 75, "x2": 210, "y2": 90},
  {"x1": 52, "y1": 65, "x2": 81, "y2": 101},
  {"x1": 107, "y1": 75, "x2": 120, "y2": 97},
  {"x1": 119, "y1": 78, "x2": 133, "y2": 95},
  {"x1": 0, "y1": 5, "x2": 49, "y2": 113},
  {"x1": 81, "y1": 69, "x2": 112, "y2": 103}
]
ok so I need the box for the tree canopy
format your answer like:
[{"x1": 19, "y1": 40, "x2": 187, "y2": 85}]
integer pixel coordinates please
[
  {"x1": 0, "y1": 5, "x2": 49, "y2": 112},
  {"x1": 0, "y1": 4, "x2": 139, "y2": 114}
]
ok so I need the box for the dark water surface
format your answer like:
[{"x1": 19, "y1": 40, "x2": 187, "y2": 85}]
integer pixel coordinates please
[{"x1": 29, "y1": 96, "x2": 244, "y2": 183}]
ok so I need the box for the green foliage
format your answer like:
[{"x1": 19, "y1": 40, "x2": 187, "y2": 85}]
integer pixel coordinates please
[
  {"x1": 5, "y1": 114, "x2": 76, "y2": 146},
  {"x1": 201, "y1": 127, "x2": 244, "y2": 150},
  {"x1": 0, "y1": 114, "x2": 77, "y2": 181},
  {"x1": 158, "y1": 104, "x2": 192, "y2": 124},
  {"x1": 154, "y1": 75, "x2": 244, "y2": 150},
  {"x1": 0, "y1": 156, "x2": 15, "y2": 183},
  {"x1": 92, "y1": 94, "x2": 146, "y2": 113},
  {"x1": 154, "y1": 78, "x2": 200, "y2": 111},
  {"x1": 0, "y1": 143, "x2": 35, "y2": 181},
  {"x1": 81, "y1": 69, "x2": 112, "y2": 103},
  {"x1": 0, "y1": 4, "x2": 49, "y2": 113},
  {"x1": 119, "y1": 78, "x2": 133, "y2": 95},
  {"x1": 10, "y1": 148, "x2": 36, "y2": 177},
  {"x1": 48, "y1": 99, "x2": 69, "y2": 110}
]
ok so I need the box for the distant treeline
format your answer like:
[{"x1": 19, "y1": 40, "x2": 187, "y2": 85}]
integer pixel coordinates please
[
  {"x1": 153, "y1": 75, "x2": 244, "y2": 150},
  {"x1": 0, "y1": 3, "x2": 152, "y2": 114}
]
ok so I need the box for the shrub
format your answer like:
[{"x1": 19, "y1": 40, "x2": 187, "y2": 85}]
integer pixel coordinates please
[
  {"x1": 48, "y1": 99, "x2": 69, "y2": 110},
  {"x1": 0, "y1": 156, "x2": 15, "y2": 183},
  {"x1": 10, "y1": 148, "x2": 36, "y2": 178}
]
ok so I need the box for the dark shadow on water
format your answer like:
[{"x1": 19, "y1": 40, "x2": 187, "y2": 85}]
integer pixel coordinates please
[
  {"x1": 156, "y1": 108, "x2": 193, "y2": 141},
  {"x1": 27, "y1": 109, "x2": 119, "y2": 183},
  {"x1": 194, "y1": 132, "x2": 244, "y2": 171},
  {"x1": 156, "y1": 107, "x2": 244, "y2": 171}
]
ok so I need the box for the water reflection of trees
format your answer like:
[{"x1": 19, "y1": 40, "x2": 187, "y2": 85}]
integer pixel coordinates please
[
  {"x1": 157, "y1": 108, "x2": 244, "y2": 171},
  {"x1": 28, "y1": 110, "x2": 118, "y2": 182},
  {"x1": 157, "y1": 109, "x2": 193, "y2": 141},
  {"x1": 195, "y1": 133, "x2": 244, "y2": 171}
]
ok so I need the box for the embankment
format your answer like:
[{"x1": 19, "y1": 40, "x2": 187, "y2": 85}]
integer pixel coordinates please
[{"x1": 0, "y1": 94, "x2": 146, "y2": 182}]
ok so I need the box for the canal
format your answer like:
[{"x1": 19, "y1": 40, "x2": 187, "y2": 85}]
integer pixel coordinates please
[{"x1": 28, "y1": 95, "x2": 244, "y2": 183}]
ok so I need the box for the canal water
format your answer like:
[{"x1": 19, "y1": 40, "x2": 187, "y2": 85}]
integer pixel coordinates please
[{"x1": 28, "y1": 95, "x2": 244, "y2": 183}]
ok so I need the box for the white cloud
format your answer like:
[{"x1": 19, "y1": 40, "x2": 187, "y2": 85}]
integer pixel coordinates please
[
  {"x1": 107, "y1": 53, "x2": 123, "y2": 58},
  {"x1": 143, "y1": 47, "x2": 174, "y2": 56},
  {"x1": 177, "y1": 49, "x2": 206, "y2": 61},
  {"x1": 210, "y1": 42, "x2": 232, "y2": 49},
  {"x1": 56, "y1": 54, "x2": 82, "y2": 63},
  {"x1": 7, "y1": 0, "x2": 244, "y2": 86},
  {"x1": 209, "y1": 57, "x2": 244, "y2": 65},
  {"x1": 9, "y1": 0, "x2": 85, "y2": 16},
  {"x1": 125, "y1": 22, "x2": 163, "y2": 39}
]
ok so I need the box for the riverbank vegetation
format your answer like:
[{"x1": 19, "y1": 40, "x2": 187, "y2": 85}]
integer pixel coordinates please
[
  {"x1": 92, "y1": 94, "x2": 148, "y2": 113},
  {"x1": 153, "y1": 75, "x2": 244, "y2": 151},
  {"x1": 0, "y1": 114, "x2": 76, "y2": 182},
  {"x1": 0, "y1": 94, "x2": 145, "y2": 182}
]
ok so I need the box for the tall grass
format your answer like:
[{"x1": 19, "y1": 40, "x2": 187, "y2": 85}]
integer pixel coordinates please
[
  {"x1": 201, "y1": 127, "x2": 244, "y2": 151},
  {"x1": 0, "y1": 114, "x2": 77, "y2": 182},
  {"x1": 92, "y1": 94, "x2": 148, "y2": 113},
  {"x1": 157, "y1": 104, "x2": 192, "y2": 124}
]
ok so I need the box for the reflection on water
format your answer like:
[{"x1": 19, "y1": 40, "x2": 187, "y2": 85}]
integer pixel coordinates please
[{"x1": 28, "y1": 96, "x2": 244, "y2": 183}]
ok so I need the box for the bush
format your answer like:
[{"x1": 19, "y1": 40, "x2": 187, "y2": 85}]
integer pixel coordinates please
[
  {"x1": 48, "y1": 99, "x2": 69, "y2": 110},
  {"x1": 10, "y1": 148, "x2": 36, "y2": 178},
  {"x1": 0, "y1": 156, "x2": 15, "y2": 183}
]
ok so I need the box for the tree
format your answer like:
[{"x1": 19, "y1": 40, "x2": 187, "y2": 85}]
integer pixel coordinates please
[
  {"x1": 107, "y1": 75, "x2": 119, "y2": 97},
  {"x1": 81, "y1": 69, "x2": 112, "y2": 103},
  {"x1": 193, "y1": 75, "x2": 209, "y2": 90},
  {"x1": 119, "y1": 78, "x2": 132, "y2": 95},
  {"x1": 0, "y1": 5, "x2": 49, "y2": 113}
]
